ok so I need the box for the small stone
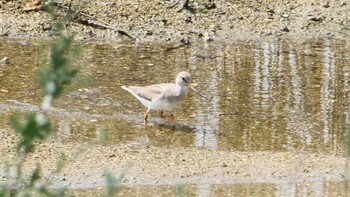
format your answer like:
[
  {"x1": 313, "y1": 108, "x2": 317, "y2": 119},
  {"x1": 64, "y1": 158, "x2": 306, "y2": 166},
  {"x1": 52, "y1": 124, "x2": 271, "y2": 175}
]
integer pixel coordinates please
[
  {"x1": 191, "y1": 83, "x2": 198, "y2": 87},
  {"x1": 0, "y1": 56, "x2": 9, "y2": 65},
  {"x1": 109, "y1": 154, "x2": 116, "y2": 158},
  {"x1": 280, "y1": 26, "x2": 290, "y2": 32},
  {"x1": 323, "y1": 2, "x2": 330, "y2": 8},
  {"x1": 267, "y1": 9, "x2": 274, "y2": 14},
  {"x1": 189, "y1": 113, "x2": 196, "y2": 117},
  {"x1": 42, "y1": 23, "x2": 51, "y2": 31},
  {"x1": 184, "y1": 16, "x2": 191, "y2": 23},
  {"x1": 309, "y1": 16, "x2": 324, "y2": 22}
]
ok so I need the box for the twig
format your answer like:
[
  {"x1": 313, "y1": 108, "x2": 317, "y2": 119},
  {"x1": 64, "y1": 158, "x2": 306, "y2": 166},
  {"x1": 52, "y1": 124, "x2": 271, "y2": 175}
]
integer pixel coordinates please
[
  {"x1": 178, "y1": 0, "x2": 190, "y2": 12},
  {"x1": 229, "y1": 3, "x2": 252, "y2": 24},
  {"x1": 167, "y1": 0, "x2": 191, "y2": 12},
  {"x1": 167, "y1": 0, "x2": 181, "y2": 8},
  {"x1": 56, "y1": 2, "x2": 135, "y2": 40},
  {"x1": 75, "y1": 10, "x2": 135, "y2": 40},
  {"x1": 68, "y1": 0, "x2": 73, "y2": 10}
]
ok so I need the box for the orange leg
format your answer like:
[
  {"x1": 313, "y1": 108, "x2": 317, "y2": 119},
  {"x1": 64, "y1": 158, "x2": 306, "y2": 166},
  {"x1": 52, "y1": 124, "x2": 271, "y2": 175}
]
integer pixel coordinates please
[
  {"x1": 170, "y1": 114, "x2": 176, "y2": 122},
  {"x1": 143, "y1": 111, "x2": 149, "y2": 126},
  {"x1": 159, "y1": 111, "x2": 166, "y2": 118},
  {"x1": 159, "y1": 111, "x2": 176, "y2": 122}
]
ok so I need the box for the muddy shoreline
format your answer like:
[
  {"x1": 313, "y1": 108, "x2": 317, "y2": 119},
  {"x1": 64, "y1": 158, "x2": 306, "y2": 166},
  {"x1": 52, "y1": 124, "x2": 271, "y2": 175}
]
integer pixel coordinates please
[
  {"x1": 1, "y1": 125, "x2": 348, "y2": 189},
  {"x1": 0, "y1": 0, "x2": 349, "y2": 43}
]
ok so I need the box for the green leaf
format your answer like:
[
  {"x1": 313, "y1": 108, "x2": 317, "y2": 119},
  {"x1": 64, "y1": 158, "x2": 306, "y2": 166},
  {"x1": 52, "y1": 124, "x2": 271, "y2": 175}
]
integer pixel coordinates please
[
  {"x1": 29, "y1": 166, "x2": 41, "y2": 187},
  {"x1": 104, "y1": 165, "x2": 130, "y2": 197},
  {"x1": 11, "y1": 113, "x2": 51, "y2": 153},
  {"x1": 56, "y1": 154, "x2": 67, "y2": 173},
  {"x1": 104, "y1": 171, "x2": 119, "y2": 197},
  {"x1": 176, "y1": 183, "x2": 185, "y2": 197}
]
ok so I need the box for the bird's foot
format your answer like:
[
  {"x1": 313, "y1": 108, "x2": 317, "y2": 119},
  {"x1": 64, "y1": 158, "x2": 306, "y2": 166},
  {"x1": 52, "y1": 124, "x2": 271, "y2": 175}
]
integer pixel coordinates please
[
  {"x1": 159, "y1": 111, "x2": 166, "y2": 118},
  {"x1": 170, "y1": 114, "x2": 176, "y2": 122},
  {"x1": 159, "y1": 111, "x2": 175, "y2": 121},
  {"x1": 159, "y1": 111, "x2": 176, "y2": 122}
]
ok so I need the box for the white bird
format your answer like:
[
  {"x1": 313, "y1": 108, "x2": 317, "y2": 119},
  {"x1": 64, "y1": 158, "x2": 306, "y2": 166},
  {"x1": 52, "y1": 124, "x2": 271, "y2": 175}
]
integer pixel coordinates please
[{"x1": 122, "y1": 71, "x2": 192, "y2": 126}]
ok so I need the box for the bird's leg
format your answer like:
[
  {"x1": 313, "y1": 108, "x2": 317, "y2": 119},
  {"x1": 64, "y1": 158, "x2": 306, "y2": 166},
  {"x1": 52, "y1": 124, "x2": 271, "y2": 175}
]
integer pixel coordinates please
[
  {"x1": 144, "y1": 110, "x2": 150, "y2": 126},
  {"x1": 159, "y1": 111, "x2": 172, "y2": 119},
  {"x1": 159, "y1": 111, "x2": 176, "y2": 122},
  {"x1": 159, "y1": 111, "x2": 166, "y2": 118},
  {"x1": 170, "y1": 114, "x2": 176, "y2": 122}
]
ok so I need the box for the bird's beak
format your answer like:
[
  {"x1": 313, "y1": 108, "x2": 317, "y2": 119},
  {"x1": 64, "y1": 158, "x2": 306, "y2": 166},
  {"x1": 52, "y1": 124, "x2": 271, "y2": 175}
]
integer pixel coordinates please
[{"x1": 189, "y1": 84, "x2": 206, "y2": 98}]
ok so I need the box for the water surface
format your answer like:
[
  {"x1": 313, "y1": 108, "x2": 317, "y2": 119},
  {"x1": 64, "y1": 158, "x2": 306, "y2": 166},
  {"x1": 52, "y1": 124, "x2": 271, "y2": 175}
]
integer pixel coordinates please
[{"x1": 0, "y1": 38, "x2": 349, "y2": 196}]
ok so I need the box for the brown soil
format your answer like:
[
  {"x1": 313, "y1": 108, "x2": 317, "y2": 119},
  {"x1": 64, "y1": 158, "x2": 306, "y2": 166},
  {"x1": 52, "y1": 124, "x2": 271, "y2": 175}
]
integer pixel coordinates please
[{"x1": 0, "y1": 0, "x2": 349, "y2": 42}]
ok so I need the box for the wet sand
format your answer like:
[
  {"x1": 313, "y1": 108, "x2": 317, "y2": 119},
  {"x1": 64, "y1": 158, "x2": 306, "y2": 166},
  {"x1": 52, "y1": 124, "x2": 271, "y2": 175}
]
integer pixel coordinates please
[
  {"x1": 0, "y1": 0, "x2": 349, "y2": 42},
  {"x1": 1, "y1": 127, "x2": 348, "y2": 189}
]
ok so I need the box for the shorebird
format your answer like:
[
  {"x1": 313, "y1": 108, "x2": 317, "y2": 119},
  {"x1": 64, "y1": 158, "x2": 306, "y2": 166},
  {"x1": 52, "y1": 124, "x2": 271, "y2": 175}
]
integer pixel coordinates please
[{"x1": 122, "y1": 71, "x2": 202, "y2": 126}]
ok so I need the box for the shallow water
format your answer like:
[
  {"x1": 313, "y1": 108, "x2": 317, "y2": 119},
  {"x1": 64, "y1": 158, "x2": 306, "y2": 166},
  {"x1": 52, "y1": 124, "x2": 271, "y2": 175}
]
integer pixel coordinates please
[
  {"x1": 1, "y1": 38, "x2": 350, "y2": 196},
  {"x1": 70, "y1": 181, "x2": 350, "y2": 196}
]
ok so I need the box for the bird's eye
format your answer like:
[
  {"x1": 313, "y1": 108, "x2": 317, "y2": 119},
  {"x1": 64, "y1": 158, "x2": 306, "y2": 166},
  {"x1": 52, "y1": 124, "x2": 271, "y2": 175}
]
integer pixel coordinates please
[{"x1": 182, "y1": 77, "x2": 188, "y2": 83}]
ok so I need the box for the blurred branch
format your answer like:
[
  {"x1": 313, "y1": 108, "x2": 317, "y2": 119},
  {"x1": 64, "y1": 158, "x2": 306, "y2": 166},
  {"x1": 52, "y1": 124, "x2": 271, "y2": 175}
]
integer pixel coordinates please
[
  {"x1": 56, "y1": 2, "x2": 136, "y2": 40},
  {"x1": 23, "y1": 0, "x2": 135, "y2": 40}
]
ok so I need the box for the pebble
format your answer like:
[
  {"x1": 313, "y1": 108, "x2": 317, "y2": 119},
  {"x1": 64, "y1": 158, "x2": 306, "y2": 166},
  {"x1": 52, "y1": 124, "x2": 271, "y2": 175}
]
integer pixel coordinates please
[{"x1": 0, "y1": 56, "x2": 9, "y2": 66}]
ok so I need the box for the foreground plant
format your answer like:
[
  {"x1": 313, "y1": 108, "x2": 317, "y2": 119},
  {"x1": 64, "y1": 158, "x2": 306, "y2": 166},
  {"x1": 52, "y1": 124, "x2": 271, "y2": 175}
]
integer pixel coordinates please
[
  {"x1": 0, "y1": 35, "x2": 79, "y2": 196},
  {"x1": 0, "y1": 1, "x2": 135, "y2": 196},
  {"x1": 0, "y1": 1, "x2": 78, "y2": 196}
]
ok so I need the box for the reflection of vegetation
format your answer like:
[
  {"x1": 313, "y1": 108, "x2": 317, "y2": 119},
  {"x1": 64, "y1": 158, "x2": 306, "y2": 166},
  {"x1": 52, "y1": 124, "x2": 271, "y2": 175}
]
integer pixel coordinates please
[
  {"x1": 346, "y1": 126, "x2": 350, "y2": 156},
  {"x1": 346, "y1": 123, "x2": 350, "y2": 193},
  {"x1": 0, "y1": 1, "x2": 121, "y2": 196},
  {"x1": 176, "y1": 183, "x2": 185, "y2": 197},
  {"x1": 104, "y1": 165, "x2": 130, "y2": 197}
]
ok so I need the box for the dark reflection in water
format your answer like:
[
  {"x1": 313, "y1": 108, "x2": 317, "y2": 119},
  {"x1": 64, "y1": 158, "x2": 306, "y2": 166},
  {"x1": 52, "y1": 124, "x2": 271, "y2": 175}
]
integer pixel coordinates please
[
  {"x1": 172, "y1": 38, "x2": 349, "y2": 154},
  {"x1": 70, "y1": 181, "x2": 350, "y2": 196},
  {"x1": 0, "y1": 38, "x2": 349, "y2": 154}
]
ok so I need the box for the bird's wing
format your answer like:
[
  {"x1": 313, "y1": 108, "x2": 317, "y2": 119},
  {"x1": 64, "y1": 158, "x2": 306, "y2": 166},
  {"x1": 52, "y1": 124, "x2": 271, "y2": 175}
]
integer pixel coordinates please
[{"x1": 123, "y1": 85, "x2": 162, "y2": 101}]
